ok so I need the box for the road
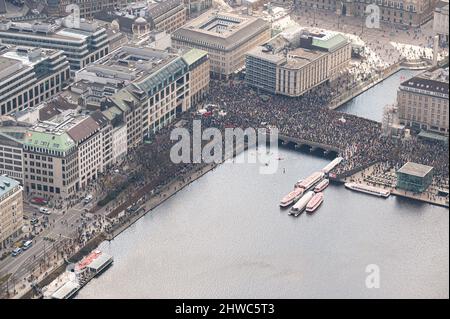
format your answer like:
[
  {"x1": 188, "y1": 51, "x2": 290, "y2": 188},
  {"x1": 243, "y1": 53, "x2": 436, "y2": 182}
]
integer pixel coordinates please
[{"x1": 0, "y1": 197, "x2": 98, "y2": 285}]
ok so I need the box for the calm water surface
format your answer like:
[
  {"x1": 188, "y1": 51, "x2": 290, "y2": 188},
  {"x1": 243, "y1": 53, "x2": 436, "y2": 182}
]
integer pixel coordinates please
[
  {"x1": 77, "y1": 148, "x2": 448, "y2": 299},
  {"x1": 339, "y1": 69, "x2": 422, "y2": 121},
  {"x1": 77, "y1": 69, "x2": 448, "y2": 299}
]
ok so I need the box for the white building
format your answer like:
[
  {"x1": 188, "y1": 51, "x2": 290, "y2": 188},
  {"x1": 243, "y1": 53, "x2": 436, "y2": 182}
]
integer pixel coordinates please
[
  {"x1": 0, "y1": 46, "x2": 70, "y2": 116},
  {"x1": 0, "y1": 19, "x2": 110, "y2": 74}
]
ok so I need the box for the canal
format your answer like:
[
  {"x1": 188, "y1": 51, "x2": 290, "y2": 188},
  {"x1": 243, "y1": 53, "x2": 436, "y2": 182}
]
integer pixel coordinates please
[
  {"x1": 76, "y1": 69, "x2": 448, "y2": 299},
  {"x1": 338, "y1": 69, "x2": 422, "y2": 121}
]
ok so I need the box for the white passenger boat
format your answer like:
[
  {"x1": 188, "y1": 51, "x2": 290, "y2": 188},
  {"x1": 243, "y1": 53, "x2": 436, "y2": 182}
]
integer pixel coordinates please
[
  {"x1": 296, "y1": 172, "x2": 325, "y2": 190},
  {"x1": 314, "y1": 179, "x2": 329, "y2": 192},
  {"x1": 306, "y1": 192, "x2": 324, "y2": 213},
  {"x1": 280, "y1": 188, "x2": 304, "y2": 207},
  {"x1": 290, "y1": 191, "x2": 315, "y2": 217},
  {"x1": 345, "y1": 182, "x2": 390, "y2": 198}
]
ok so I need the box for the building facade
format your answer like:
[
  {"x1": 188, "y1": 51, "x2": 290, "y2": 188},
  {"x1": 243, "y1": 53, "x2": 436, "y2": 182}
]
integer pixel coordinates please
[
  {"x1": 295, "y1": 0, "x2": 439, "y2": 27},
  {"x1": 397, "y1": 68, "x2": 449, "y2": 135},
  {"x1": 396, "y1": 162, "x2": 434, "y2": 192},
  {"x1": 47, "y1": 0, "x2": 128, "y2": 18},
  {"x1": 148, "y1": 0, "x2": 187, "y2": 34},
  {"x1": 246, "y1": 32, "x2": 351, "y2": 97},
  {"x1": 0, "y1": 126, "x2": 27, "y2": 184},
  {"x1": 433, "y1": 0, "x2": 449, "y2": 46},
  {"x1": 0, "y1": 176, "x2": 23, "y2": 249},
  {"x1": 0, "y1": 19, "x2": 110, "y2": 74},
  {"x1": 0, "y1": 46, "x2": 70, "y2": 116},
  {"x1": 172, "y1": 11, "x2": 271, "y2": 78}
]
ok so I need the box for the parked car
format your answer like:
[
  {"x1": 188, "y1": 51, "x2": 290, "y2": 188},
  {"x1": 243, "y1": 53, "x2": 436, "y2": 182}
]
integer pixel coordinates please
[
  {"x1": 22, "y1": 240, "x2": 33, "y2": 250},
  {"x1": 11, "y1": 248, "x2": 22, "y2": 257},
  {"x1": 39, "y1": 207, "x2": 50, "y2": 215},
  {"x1": 30, "y1": 218, "x2": 39, "y2": 225},
  {"x1": 83, "y1": 194, "x2": 93, "y2": 204}
]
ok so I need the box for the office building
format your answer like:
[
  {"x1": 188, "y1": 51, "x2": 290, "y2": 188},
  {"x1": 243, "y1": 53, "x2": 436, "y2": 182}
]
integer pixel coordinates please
[
  {"x1": 246, "y1": 31, "x2": 351, "y2": 96},
  {"x1": 0, "y1": 46, "x2": 70, "y2": 116},
  {"x1": 397, "y1": 67, "x2": 449, "y2": 135},
  {"x1": 172, "y1": 11, "x2": 271, "y2": 78},
  {"x1": 0, "y1": 19, "x2": 110, "y2": 74}
]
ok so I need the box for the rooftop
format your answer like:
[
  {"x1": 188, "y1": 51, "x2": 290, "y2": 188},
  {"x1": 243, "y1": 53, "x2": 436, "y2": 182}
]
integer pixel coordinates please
[
  {"x1": 23, "y1": 130, "x2": 75, "y2": 153},
  {"x1": 0, "y1": 175, "x2": 20, "y2": 199},
  {"x1": 0, "y1": 46, "x2": 60, "y2": 81},
  {"x1": 181, "y1": 48, "x2": 208, "y2": 66},
  {"x1": 0, "y1": 19, "x2": 105, "y2": 42},
  {"x1": 247, "y1": 31, "x2": 345, "y2": 68},
  {"x1": 397, "y1": 162, "x2": 434, "y2": 178},
  {"x1": 400, "y1": 68, "x2": 449, "y2": 96},
  {"x1": 172, "y1": 11, "x2": 269, "y2": 50},
  {"x1": 312, "y1": 33, "x2": 349, "y2": 52}
]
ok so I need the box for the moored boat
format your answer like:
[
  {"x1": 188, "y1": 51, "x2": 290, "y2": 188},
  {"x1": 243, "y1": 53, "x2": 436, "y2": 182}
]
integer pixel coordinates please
[
  {"x1": 280, "y1": 188, "x2": 304, "y2": 207},
  {"x1": 344, "y1": 182, "x2": 390, "y2": 198},
  {"x1": 296, "y1": 172, "x2": 325, "y2": 190},
  {"x1": 314, "y1": 179, "x2": 329, "y2": 192},
  {"x1": 306, "y1": 192, "x2": 324, "y2": 213},
  {"x1": 290, "y1": 191, "x2": 315, "y2": 216}
]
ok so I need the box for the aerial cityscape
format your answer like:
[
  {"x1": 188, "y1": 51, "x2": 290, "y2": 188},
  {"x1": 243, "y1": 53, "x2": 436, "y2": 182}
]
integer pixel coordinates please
[{"x1": 0, "y1": 0, "x2": 448, "y2": 302}]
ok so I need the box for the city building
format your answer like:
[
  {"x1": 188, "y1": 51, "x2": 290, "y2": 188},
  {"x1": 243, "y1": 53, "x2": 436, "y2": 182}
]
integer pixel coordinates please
[
  {"x1": 295, "y1": 0, "x2": 439, "y2": 27},
  {"x1": 74, "y1": 45, "x2": 209, "y2": 142},
  {"x1": 397, "y1": 67, "x2": 449, "y2": 135},
  {"x1": 47, "y1": 0, "x2": 128, "y2": 19},
  {"x1": 172, "y1": 11, "x2": 271, "y2": 78},
  {"x1": 21, "y1": 111, "x2": 116, "y2": 199},
  {"x1": 246, "y1": 31, "x2": 351, "y2": 96},
  {"x1": 433, "y1": 0, "x2": 449, "y2": 46},
  {"x1": 184, "y1": 0, "x2": 213, "y2": 15},
  {"x1": 183, "y1": 49, "x2": 210, "y2": 106},
  {"x1": 0, "y1": 46, "x2": 70, "y2": 116},
  {"x1": 0, "y1": 19, "x2": 110, "y2": 74},
  {"x1": 94, "y1": 0, "x2": 187, "y2": 36},
  {"x1": 396, "y1": 162, "x2": 434, "y2": 192},
  {"x1": 0, "y1": 175, "x2": 23, "y2": 249},
  {"x1": 148, "y1": 0, "x2": 187, "y2": 33},
  {"x1": 0, "y1": 125, "x2": 27, "y2": 184}
]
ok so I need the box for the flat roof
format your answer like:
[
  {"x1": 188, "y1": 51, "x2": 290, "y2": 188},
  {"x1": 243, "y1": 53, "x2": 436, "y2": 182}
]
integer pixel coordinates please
[
  {"x1": 312, "y1": 33, "x2": 348, "y2": 51},
  {"x1": 397, "y1": 162, "x2": 434, "y2": 178},
  {"x1": 51, "y1": 281, "x2": 80, "y2": 300},
  {"x1": 23, "y1": 131, "x2": 76, "y2": 153},
  {"x1": 87, "y1": 253, "x2": 113, "y2": 271},
  {"x1": 182, "y1": 48, "x2": 208, "y2": 66},
  {"x1": 172, "y1": 11, "x2": 269, "y2": 50},
  {"x1": 0, "y1": 175, "x2": 20, "y2": 198}
]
